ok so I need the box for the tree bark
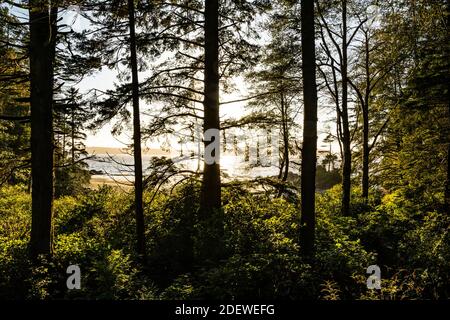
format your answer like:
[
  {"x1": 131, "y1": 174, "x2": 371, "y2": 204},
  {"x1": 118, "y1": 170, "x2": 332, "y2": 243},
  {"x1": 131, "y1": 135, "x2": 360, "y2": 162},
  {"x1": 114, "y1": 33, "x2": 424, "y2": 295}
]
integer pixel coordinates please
[
  {"x1": 278, "y1": 92, "x2": 289, "y2": 197},
  {"x1": 362, "y1": 103, "x2": 369, "y2": 200},
  {"x1": 446, "y1": 0, "x2": 450, "y2": 215},
  {"x1": 362, "y1": 33, "x2": 370, "y2": 200},
  {"x1": 446, "y1": 129, "x2": 450, "y2": 214},
  {"x1": 128, "y1": 0, "x2": 146, "y2": 259},
  {"x1": 62, "y1": 115, "x2": 66, "y2": 161},
  {"x1": 300, "y1": 0, "x2": 318, "y2": 258},
  {"x1": 29, "y1": 0, "x2": 57, "y2": 258},
  {"x1": 201, "y1": 0, "x2": 221, "y2": 212},
  {"x1": 198, "y1": 0, "x2": 222, "y2": 262},
  {"x1": 281, "y1": 92, "x2": 289, "y2": 182},
  {"x1": 341, "y1": 0, "x2": 352, "y2": 216},
  {"x1": 71, "y1": 103, "x2": 75, "y2": 165}
]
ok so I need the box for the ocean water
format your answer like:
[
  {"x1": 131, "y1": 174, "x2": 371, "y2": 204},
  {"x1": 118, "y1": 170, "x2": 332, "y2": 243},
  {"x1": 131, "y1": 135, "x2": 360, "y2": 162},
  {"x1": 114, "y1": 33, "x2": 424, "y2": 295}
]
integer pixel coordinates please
[{"x1": 86, "y1": 153, "x2": 287, "y2": 182}]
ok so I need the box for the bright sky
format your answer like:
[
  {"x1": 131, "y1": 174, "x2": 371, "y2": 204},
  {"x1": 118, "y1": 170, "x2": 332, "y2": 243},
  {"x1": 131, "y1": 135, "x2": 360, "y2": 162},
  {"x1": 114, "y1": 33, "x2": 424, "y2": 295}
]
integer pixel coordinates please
[
  {"x1": 4, "y1": 2, "x2": 339, "y2": 154},
  {"x1": 79, "y1": 68, "x2": 250, "y2": 149}
]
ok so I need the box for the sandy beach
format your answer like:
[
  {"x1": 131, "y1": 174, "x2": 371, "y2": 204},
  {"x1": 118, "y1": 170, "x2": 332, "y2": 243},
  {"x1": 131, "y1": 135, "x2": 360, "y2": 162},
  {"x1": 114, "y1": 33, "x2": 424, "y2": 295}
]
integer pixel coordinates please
[{"x1": 89, "y1": 175, "x2": 134, "y2": 189}]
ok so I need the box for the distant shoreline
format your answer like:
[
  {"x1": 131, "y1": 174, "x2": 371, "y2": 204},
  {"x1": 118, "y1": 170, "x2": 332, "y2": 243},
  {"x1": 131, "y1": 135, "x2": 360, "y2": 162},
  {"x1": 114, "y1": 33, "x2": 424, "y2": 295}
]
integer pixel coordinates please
[
  {"x1": 86, "y1": 146, "x2": 171, "y2": 156},
  {"x1": 90, "y1": 175, "x2": 133, "y2": 189},
  {"x1": 86, "y1": 146, "x2": 169, "y2": 188}
]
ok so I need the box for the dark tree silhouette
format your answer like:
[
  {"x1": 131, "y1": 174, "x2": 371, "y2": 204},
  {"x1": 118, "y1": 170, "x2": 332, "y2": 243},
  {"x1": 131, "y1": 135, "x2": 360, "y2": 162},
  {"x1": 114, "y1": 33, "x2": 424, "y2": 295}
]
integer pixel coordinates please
[
  {"x1": 127, "y1": 0, "x2": 146, "y2": 260},
  {"x1": 201, "y1": 0, "x2": 221, "y2": 213},
  {"x1": 340, "y1": 0, "x2": 352, "y2": 216},
  {"x1": 300, "y1": 0, "x2": 318, "y2": 257},
  {"x1": 29, "y1": 0, "x2": 58, "y2": 258}
]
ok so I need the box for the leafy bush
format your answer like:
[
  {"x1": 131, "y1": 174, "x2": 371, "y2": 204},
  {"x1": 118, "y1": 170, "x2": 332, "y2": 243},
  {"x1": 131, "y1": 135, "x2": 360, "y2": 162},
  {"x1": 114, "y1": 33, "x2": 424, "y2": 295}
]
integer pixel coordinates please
[
  {"x1": 0, "y1": 185, "x2": 31, "y2": 240},
  {"x1": 0, "y1": 238, "x2": 30, "y2": 299},
  {"x1": 0, "y1": 181, "x2": 449, "y2": 300}
]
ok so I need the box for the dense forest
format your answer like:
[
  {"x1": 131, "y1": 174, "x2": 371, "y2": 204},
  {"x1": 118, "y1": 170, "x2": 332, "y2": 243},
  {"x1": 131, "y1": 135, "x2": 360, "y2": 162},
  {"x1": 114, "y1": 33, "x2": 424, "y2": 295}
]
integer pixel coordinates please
[{"x1": 0, "y1": 0, "x2": 449, "y2": 300}]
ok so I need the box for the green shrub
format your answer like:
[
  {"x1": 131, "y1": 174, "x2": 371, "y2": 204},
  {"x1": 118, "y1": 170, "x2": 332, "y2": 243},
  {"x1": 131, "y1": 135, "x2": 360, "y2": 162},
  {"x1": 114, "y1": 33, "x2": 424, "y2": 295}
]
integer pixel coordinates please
[
  {"x1": 0, "y1": 185, "x2": 31, "y2": 240},
  {"x1": 0, "y1": 238, "x2": 30, "y2": 299},
  {"x1": 0, "y1": 180, "x2": 448, "y2": 300}
]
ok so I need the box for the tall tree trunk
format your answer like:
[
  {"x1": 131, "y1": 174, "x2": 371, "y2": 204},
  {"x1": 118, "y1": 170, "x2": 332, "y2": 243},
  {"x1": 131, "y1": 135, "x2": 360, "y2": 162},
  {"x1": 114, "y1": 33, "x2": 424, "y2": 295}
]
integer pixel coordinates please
[
  {"x1": 56, "y1": 132, "x2": 61, "y2": 166},
  {"x1": 446, "y1": 0, "x2": 450, "y2": 215},
  {"x1": 62, "y1": 114, "x2": 66, "y2": 161},
  {"x1": 128, "y1": 0, "x2": 146, "y2": 259},
  {"x1": 278, "y1": 156, "x2": 285, "y2": 179},
  {"x1": 446, "y1": 126, "x2": 450, "y2": 214},
  {"x1": 362, "y1": 103, "x2": 369, "y2": 199},
  {"x1": 201, "y1": 0, "x2": 221, "y2": 212},
  {"x1": 71, "y1": 104, "x2": 75, "y2": 165},
  {"x1": 362, "y1": 34, "x2": 370, "y2": 200},
  {"x1": 341, "y1": 0, "x2": 352, "y2": 216},
  {"x1": 278, "y1": 92, "x2": 289, "y2": 197},
  {"x1": 281, "y1": 92, "x2": 289, "y2": 182},
  {"x1": 29, "y1": 1, "x2": 57, "y2": 258},
  {"x1": 199, "y1": 0, "x2": 222, "y2": 261},
  {"x1": 300, "y1": 0, "x2": 318, "y2": 258}
]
